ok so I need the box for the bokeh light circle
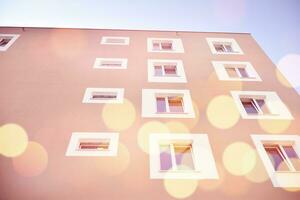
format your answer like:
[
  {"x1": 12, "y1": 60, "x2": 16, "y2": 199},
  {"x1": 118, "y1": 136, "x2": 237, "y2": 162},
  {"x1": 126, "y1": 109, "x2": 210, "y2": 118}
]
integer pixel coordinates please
[
  {"x1": 12, "y1": 141, "x2": 48, "y2": 177},
  {"x1": 137, "y1": 121, "x2": 169, "y2": 153},
  {"x1": 0, "y1": 123, "x2": 28, "y2": 157},
  {"x1": 245, "y1": 152, "x2": 269, "y2": 183},
  {"x1": 166, "y1": 121, "x2": 189, "y2": 133},
  {"x1": 258, "y1": 119, "x2": 291, "y2": 134},
  {"x1": 223, "y1": 142, "x2": 256, "y2": 176},
  {"x1": 206, "y1": 95, "x2": 240, "y2": 129},
  {"x1": 164, "y1": 178, "x2": 198, "y2": 199},
  {"x1": 102, "y1": 98, "x2": 136, "y2": 131}
]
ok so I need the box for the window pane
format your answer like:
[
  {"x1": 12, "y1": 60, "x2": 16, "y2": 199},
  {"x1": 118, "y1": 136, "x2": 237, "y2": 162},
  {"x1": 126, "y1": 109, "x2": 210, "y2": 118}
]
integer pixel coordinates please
[
  {"x1": 168, "y1": 96, "x2": 184, "y2": 113},
  {"x1": 78, "y1": 139, "x2": 110, "y2": 151},
  {"x1": 0, "y1": 38, "x2": 10, "y2": 47},
  {"x1": 225, "y1": 44, "x2": 233, "y2": 52},
  {"x1": 156, "y1": 97, "x2": 166, "y2": 113},
  {"x1": 101, "y1": 60, "x2": 122, "y2": 67},
  {"x1": 256, "y1": 98, "x2": 270, "y2": 114},
  {"x1": 153, "y1": 42, "x2": 160, "y2": 50},
  {"x1": 241, "y1": 98, "x2": 259, "y2": 114},
  {"x1": 225, "y1": 67, "x2": 238, "y2": 78},
  {"x1": 154, "y1": 65, "x2": 163, "y2": 76},
  {"x1": 91, "y1": 92, "x2": 117, "y2": 100},
  {"x1": 161, "y1": 42, "x2": 173, "y2": 50},
  {"x1": 106, "y1": 38, "x2": 125, "y2": 44},
  {"x1": 174, "y1": 144, "x2": 194, "y2": 170},
  {"x1": 164, "y1": 65, "x2": 177, "y2": 76},
  {"x1": 214, "y1": 44, "x2": 225, "y2": 52},
  {"x1": 283, "y1": 145, "x2": 300, "y2": 171},
  {"x1": 238, "y1": 68, "x2": 249, "y2": 78},
  {"x1": 264, "y1": 145, "x2": 290, "y2": 171},
  {"x1": 159, "y1": 144, "x2": 172, "y2": 171}
]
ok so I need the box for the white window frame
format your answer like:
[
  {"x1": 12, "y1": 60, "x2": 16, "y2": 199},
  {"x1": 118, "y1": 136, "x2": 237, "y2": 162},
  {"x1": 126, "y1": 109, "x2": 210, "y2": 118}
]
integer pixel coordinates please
[
  {"x1": 231, "y1": 91, "x2": 293, "y2": 120},
  {"x1": 66, "y1": 132, "x2": 119, "y2": 157},
  {"x1": 147, "y1": 59, "x2": 187, "y2": 83},
  {"x1": 82, "y1": 88, "x2": 124, "y2": 104},
  {"x1": 0, "y1": 34, "x2": 20, "y2": 51},
  {"x1": 206, "y1": 37, "x2": 243, "y2": 55},
  {"x1": 142, "y1": 89, "x2": 195, "y2": 118},
  {"x1": 149, "y1": 133, "x2": 219, "y2": 179},
  {"x1": 147, "y1": 38, "x2": 184, "y2": 53},
  {"x1": 212, "y1": 61, "x2": 261, "y2": 81},
  {"x1": 251, "y1": 134, "x2": 300, "y2": 188},
  {"x1": 93, "y1": 58, "x2": 128, "y2": 69},
  {"x1": 101, "y1": 36, "x2": 130, "y2": 45}
]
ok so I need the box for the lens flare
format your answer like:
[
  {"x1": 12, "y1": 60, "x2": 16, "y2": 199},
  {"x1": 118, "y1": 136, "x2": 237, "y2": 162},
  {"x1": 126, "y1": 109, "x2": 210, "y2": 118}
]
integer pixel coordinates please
[
  {"x1": 223, "y1": 142, "x2": 256, "y2": 176},
  {"x1": 258, "y1": 119, "x2": 291, "y2": 134},
  {"x1": 12, "y1": 141, "x2": 48, "y2": 177},
  {"x1": 102, "y1": 98, "x2": 136, "y2": 131},
  {"x1": 163, "y1": 178, "x2": 198, "y2": 199},
  {"x1": 206, "y1": 95, "x2": 240, "y2": 129},
  {"x1": 0, "y1": 123, "x2": 28, "y2": 157},
  {"x1": 137, "y1": 121, "x2": 169, "y2": 153}
]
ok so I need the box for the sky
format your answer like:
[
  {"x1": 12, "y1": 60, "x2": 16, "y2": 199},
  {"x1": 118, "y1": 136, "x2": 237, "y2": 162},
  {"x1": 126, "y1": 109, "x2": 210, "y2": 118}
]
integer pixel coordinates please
[{"x1": 0, "y1": 0, "x2": 299, "y2": 93}]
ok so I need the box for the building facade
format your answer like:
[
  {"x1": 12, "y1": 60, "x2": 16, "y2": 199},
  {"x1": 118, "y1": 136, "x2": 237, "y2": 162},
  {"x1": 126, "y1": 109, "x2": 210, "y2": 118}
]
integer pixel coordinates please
[{"x1": 0, "y1": 27, "x2": 299, "y2": 199}]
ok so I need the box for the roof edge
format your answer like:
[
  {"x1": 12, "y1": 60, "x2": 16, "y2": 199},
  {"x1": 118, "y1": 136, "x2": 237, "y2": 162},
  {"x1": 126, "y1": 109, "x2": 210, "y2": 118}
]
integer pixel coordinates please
[{"x1": 0, "y1": 25, "x2": 251, "y2": 35}]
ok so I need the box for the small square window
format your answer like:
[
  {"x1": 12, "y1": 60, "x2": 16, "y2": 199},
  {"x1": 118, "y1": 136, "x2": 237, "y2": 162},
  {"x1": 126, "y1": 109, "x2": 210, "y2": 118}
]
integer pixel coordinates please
[
  {"x1": 231, "y1": 91, "x2": 293, "y2": 120},
  {"x1": 252, "y1": 134, "x2": 300, "y2": 187},
  {"x1": 93, "y1": 58, "x2": 128, "y2": 69},
  {"x1": 147, "y1": 38, "x2": 184, "y2": 53},
  {"x1": 0, "y1": 34, "x2": 20, "y2": 51},
  {"x1": 66, "y1": 132, "x2": 119, "y2": 157},
  {"x1": 148, "y1": 59, "x2": 187, "y2": 83},
  {"x1": 212, "y1": 61, "x2": 261, "y2": 81},
  {"x1": 206, "y1": 38, "x2": 243, "y2": 55},
  {"x1": 150, "y1": 133, "x2": 219, "y2": 179},
  {"x1": 142, "y1": 89, "x2": 194, "y2": 118},
  {"x1": 101, "y1": 36, "x2": 129, "y2": 45},
  {"x1": 83, "y1": 88, "x2": 124, "y2": 104}
]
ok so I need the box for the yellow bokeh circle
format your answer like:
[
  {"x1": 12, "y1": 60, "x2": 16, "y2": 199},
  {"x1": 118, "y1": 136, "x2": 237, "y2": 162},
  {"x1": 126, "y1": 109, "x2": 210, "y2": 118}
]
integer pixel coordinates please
[
  {"x1": 164, "y1": 178, "x2": 198, "y2": 199},
  {"x1": 258, "y1": 119, "x2": 291, "y2": 134},
  {"x1": 165, "y1": 121, "x2": 189, "y2": 133},
  {"x1": 223, "y1": 142, "x2": 256, "y2": 176},
  {"x1": 12, "y1": 141, "x2": 48, "y2": 177},
  {"x1": 102, "y1": 98, "x2": 136, "y2": 131},
  {"x1": 137, "y1": 121, "x2": 169, "y2": 153},
  {"x1": 206, "y1": 95, "x2": 240, "y2": 129},
  {"x1": 0, "y1": 123, "x2": 28, "y2": 157}
]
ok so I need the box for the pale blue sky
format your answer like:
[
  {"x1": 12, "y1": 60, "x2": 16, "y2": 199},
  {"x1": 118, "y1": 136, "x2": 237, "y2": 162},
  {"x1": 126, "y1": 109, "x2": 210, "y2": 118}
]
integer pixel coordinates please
[{"x1": 0, "y1": 0, "x2": 299, "y2": 92}]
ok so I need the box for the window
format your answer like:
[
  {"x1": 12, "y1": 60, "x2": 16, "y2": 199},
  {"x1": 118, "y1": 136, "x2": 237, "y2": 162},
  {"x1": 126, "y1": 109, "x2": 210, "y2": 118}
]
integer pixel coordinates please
[
  {"x1": 66, "y1": 132, "x2": 119, "y2": 156},
  {"x1": 0, "y1": 34, "x2": 20, "y2": 51},
  {"x1": 231, "y1": 91, "x2": 293, "y2": 120},
  {"x1": 148, "y1": 59, "x2": 187, "y2": 83},
  {"x1": 212, "y1": 61, "x2": 261, "y2": 81},
  {"x1": 149, "y1": 133, "x2": 219, "y2": 179},
  {"x1": 93, "y1": 58, "x2": 128, "y2": 69},
  {"x1": 101, "y1": 36, "x2": 129, "y2": 45},
  {"x1": 147, "y1": 38, "x2": 184, "y2": 53},
  {"x1": 251, "y1": 134, "x2": 300, "y2": 187},
  {"x1": 206, "y1": 38, "x2": 243, "y2": 55},
  {"x1": 142, "y1": 89, "x2": 195, "y2": 118},
  {"x1": 82, "y1": 88, "x2": 124, "y2": 104}
]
